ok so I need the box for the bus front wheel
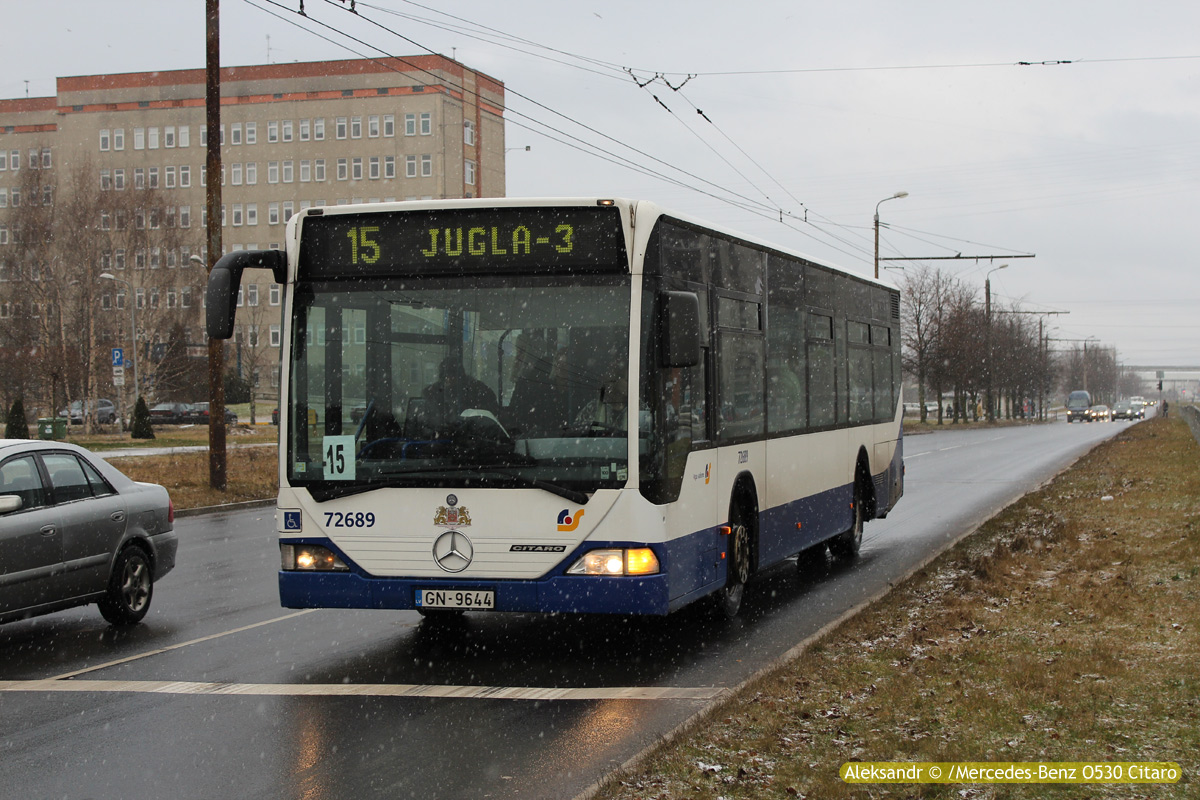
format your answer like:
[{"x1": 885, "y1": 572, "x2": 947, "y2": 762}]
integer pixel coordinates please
[
  {"x1": 829, "y1": 484, "x2": 864, "y2": 561},
  {"x1": 716, "y1": 522, "x2": 751, "y2": 619}
]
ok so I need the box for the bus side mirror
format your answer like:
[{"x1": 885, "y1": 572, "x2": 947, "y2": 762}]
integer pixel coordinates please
[
  {"x1": 660, "y1": 291, "x2": 701, "y2": 368},
  {"x1": 205, "y1": 249, "x2": 286, "y2": 340}
]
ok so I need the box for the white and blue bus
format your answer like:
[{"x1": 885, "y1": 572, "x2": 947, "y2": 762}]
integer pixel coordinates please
[{"x1": 206, "y1": 198, "x2": 903, "y2": 618}]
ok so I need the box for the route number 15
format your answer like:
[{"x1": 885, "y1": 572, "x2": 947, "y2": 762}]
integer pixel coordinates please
[{"x1": 322, "y1": 435, "x2": 356, "y2": 480}]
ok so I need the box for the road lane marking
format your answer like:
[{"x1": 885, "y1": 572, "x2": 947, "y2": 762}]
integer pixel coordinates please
[
  {"x1": 47, "y1": 610, "x2": 316, "y2": 681},
  {"x1": 0, "y1": 679, "x2": 727, "y2": 702}
]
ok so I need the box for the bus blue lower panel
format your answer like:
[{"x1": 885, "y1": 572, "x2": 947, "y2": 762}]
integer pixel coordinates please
[{"x1": 279, "y1": 569, "x2": 673, "y2": 615}]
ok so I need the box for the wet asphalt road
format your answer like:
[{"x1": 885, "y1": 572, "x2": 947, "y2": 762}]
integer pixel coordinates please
[{"x1": 0, "y1": 418, "x2": 1126, "y2": 799}]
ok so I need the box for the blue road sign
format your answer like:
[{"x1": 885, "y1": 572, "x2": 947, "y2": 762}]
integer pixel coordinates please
[{"x1": 111, "y1": 348, "x2": 124, "y2": 367}]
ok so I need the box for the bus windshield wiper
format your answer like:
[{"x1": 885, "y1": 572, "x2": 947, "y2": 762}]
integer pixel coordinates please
[{"x1": 470, "y1": 470, "x2": 590, "y2": 505}]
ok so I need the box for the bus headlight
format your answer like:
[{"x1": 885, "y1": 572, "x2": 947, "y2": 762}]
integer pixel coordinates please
[
  {"x1": 566, "y1": 548, "x2": 660, "y2": 576},
  {"x1": 281, "y1": 544, "x2": 349, "y2": 571}
]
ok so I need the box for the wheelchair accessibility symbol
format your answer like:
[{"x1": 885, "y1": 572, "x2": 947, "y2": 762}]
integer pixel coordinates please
[{"x1": 283, "y1": 511, "x2": 302, "y2": 531}]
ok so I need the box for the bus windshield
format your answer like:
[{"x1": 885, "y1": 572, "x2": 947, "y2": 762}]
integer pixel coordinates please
[{"x1": 285, "y1": 274, "x2": 633, "y2": 499}]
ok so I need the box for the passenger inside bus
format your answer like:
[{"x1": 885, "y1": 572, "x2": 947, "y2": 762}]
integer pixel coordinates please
[{"x1": 505, "y1": 335, "x2": 569, "y2": 436}]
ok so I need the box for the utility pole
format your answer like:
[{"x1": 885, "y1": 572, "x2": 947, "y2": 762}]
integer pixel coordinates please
[{"x1": 205, "y1": 0, "x2": 227, "y2": 490}]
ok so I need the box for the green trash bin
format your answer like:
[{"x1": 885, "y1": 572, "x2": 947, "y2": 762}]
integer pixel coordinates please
[{"x1": 37, "y1": 417, "x2": 67, "y2": 440}]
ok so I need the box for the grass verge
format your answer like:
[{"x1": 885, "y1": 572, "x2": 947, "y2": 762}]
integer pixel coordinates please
[
  {"x1": 596, "y1": 416, "x2": 1198, "y2": 799},
  {"x1": 112, "y1": 440, "x2": 279, "y2": 510}
]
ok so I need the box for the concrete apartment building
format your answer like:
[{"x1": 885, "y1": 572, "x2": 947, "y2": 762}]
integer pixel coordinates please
[{"x1": 0, "y1": 55, "x2": 505, "y2": 412}]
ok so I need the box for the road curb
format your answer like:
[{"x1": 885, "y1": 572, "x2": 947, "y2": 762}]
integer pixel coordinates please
[{"x1": 174, "y1": 498, "x2": 276, "y2": 518}]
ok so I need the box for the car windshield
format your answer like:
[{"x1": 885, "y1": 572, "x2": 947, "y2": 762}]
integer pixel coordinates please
[{"x1": 285, "y1": 274, "x2": 633, "y2": 497}]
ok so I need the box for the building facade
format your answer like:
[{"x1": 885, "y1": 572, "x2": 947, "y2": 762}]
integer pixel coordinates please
[{"x1": 0, "y1": 56, "x2": 505, "y2": 414}]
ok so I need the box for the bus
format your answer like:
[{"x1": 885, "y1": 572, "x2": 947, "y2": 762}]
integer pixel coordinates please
[{"x1": 206, "y1": 198, "x2": 903, "y2": 618}]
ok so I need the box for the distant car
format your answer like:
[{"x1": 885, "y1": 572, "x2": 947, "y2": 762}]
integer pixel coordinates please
[
  {"x1": 1111, "y1": 402, "x2": 1141, "y2": 421},
  {"x1": 1088, "y1": 404, "x2": 1111, "y2": 422},
  {"x1": 1065, "y1": 390, "x2": 1092, "y2": 423},
  {"x1": 186, "y1": 402, "x2": 238, "y2": 425},
  {"x1": 148, "y1": 402, "x2": 189, "y2": 425},
  {"x1": 58, "y1": 399, "x2": 117, "y2": 425},
  {"x1": 0, "y1": 439, "x2": 176, "y2": 626}
]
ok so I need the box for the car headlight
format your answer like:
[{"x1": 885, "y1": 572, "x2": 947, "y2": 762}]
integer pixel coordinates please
[
  {"x1": 567, "y1": 548, "x2": 660, "y2": 576},
  {"x1": 281, "y1": 544, "x2": 349, "y2": 571}
]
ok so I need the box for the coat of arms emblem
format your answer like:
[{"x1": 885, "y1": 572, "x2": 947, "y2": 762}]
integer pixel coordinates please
[{"x1": 434, "y1": 505, "x2": 472, "y2": 528}]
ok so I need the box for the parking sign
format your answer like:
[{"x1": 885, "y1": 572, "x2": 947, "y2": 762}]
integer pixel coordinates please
[{"x1": 111, "y1": 348, "x2": 124, "y2": 367}]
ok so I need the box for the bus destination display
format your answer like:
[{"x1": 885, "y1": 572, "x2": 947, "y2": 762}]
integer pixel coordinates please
[{"x1": 298, "y1": 205, "x2": 628, "y2": 277}]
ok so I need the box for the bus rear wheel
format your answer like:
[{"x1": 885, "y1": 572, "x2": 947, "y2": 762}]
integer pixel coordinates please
[{"x1": 716, "y1": 522, "x2": 751, "y2": 619}]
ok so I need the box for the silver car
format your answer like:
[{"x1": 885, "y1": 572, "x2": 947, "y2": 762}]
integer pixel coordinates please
[{"x1": 0, "y1": 440, "x2": 176, "y2": 626}]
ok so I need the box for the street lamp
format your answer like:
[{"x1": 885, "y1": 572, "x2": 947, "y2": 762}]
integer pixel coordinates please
[
  {"x1": 874, "y1": 191, "x2": 908, "y2": 280},
  {"x1": 99, "y1": 272, "x2": 139, "y2": 417},
  {"x1": 985, "y1": 263, "x2": 1008, "y2": 421}
]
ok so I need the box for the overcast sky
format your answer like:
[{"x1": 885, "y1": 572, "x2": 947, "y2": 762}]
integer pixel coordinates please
[{"x1": 5, "y1": 1, "x2": 1199, "y2": 367}]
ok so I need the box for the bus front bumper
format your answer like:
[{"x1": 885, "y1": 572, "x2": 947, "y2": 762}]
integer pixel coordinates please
[{"x1": 278, "y1": 570, "x2": 672, "y2": 616}]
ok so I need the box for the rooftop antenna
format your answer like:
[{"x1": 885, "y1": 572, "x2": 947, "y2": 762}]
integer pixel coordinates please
[
  {"x1": 25, "y1": 80, "x2": 30, "y2": 98},
  {"x1": 266, "y1": 35, "x2": 271, "y2": 64}
]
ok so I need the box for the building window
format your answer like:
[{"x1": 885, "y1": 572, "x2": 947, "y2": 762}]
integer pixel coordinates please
[
  {"x1": 100, "y1": 130, "x2": 111, "y2": 151},
  {"x1": 165, "y1": 166, "x2": 176, "y2": 188},
  {"x1": 270, "y1": 325, "x2": 280, "y2": 347},
  {"x1": 421, "y1": 154, "x2": 433, "y2": 177},
  {"x1": 180, "y1": 206, "x2": 191, "y2": 228},
  {"x1": 114, "y1": 169, "x2": 126, "y2": 190},
  {"x1": 465, "y1": 160, "x2": 476, "y2": 186},
  {"x1": 351, "y1": 117, "x2": 362, "y2": 139},
  {"x1": 246, "y1": 204, "x2": 258, "y2": 226},
  {"x1": 337, "y1": 158, "x2": 348, "y2": 181},
  {"x1": 148, "y1": 166, "x2": 159, "y2": 189},
  {"x1": 269, "y1": 202, "x2": 280, "y2": 225},
  {"x1": 231, "y1": 163, "x2": 243, "y2": 185},
  {"x1": 268, "y1": 162, "x2": 279, "y2": 184},
  {"x1": 178, "y1": 126, "x2": 189, "y2": 148},
  {"x1": 134, "y1": 128, "x2": 145, "y2": 150},
  {"x1": 314, "y1": 118, "x2": 325, "y2": 140},
  {"x1": 420, "y1": 112, "x2": 432, "y2": 135},
  {"x1": 314, "y1": 159, "x2": 326, "y2": 181},
  {"x1": 384, "y1": 156, "x2": 395, "y2": 179},
  {"x1": 464, "y1": 120, "x2": 476, "y2": 146},
  {"x1": 247, "y1": 284, "x2": 259, "y2": 306},
  {"x1": 300, "y1": 160, "x2": 311, "y2": 182},
  {"x1": 282, "y1": 120, "x2": 293, "y2": 142},
  {"x1": 245, "y1": 122, "x2": 256, "y2": 145},
  {"x1": 336, "y1": 117, "x2": 347, "y2": 139},
  {"x1": 405, "y1": 113, "x2": 417, "y2": 136},
  {"x1": 269, "y1": 284, "x2": 281, "y2": 306},
  {"x1": 114, "y1": 129, "x2": 125, "y2": 150},
  {"x1": 368, "y1": 115, "x2": 380, "y2": 137},
  {"x1": 148, "y1": 128, "x2": 160, "y2": 149},
  {"x1": 134, "y1": 168, "x2": 145, "y2": 190},
  {"x1": 164, "y1": 126, "x2": 176, "y2": 148},
  {"x1": 406, "y1": 155, "x2": 417, "y2": 178},
  {"x1": 383, "y1": 114, "x2": 395, "y2": 137},
  {"x1": 268, "y1": 121, "x2": 279, "y2": 143},
  {"x1": 245, "y1": 162, "x2": 257, "y2": 185},
  {"x1": 369, "y1": 156, "x2": 380, "y2": 179},
  {"x1": 282, "y1": 161, "x2": 294, "y2": 183},
  {"x1": 351, "y1": 157, "x2": 363, "y2": 180},
  {"x1": 100, "y1": 169, "x2": 112, "y2": 191},
  {"x1": 180, "y1": 165, "x2": 191, "y2": 188},
  {"x1": 299, "y1": 119, "x2": 310, "y2": 141},
  {"x1": 231, "y1": 123, "x2": 242, "y2": 145}
]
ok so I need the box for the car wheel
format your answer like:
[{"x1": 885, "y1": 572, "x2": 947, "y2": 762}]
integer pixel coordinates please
[
  {"x1": 829, "y1": 483, "x2": 864, "y2": 561},
  {"x1": 99, "y1": 545, "x2": 154, "y2": 625}
]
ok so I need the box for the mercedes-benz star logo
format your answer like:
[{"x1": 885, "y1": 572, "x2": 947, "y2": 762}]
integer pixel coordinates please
[{"x1": 432, "y1": 530, "x2": 473, "y2": 573}]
